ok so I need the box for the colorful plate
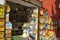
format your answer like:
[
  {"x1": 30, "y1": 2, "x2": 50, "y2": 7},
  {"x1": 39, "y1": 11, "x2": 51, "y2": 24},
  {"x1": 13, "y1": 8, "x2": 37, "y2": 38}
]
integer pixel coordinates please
[
  {"x1": 39, "y1": 24, "x2": 45, "y2": 29},
  {"x1": 0, "y1": 6, "x2": 4, "y2": 18},
  {"x1": 39, "y1": 16, "x2": 46, "y2": 24}
]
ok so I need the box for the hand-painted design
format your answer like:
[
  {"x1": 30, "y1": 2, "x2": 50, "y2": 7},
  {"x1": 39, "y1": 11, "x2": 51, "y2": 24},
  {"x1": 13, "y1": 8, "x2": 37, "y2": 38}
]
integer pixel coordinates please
[{"x1": 0, "y1": 6, "x2": 4, "y2": 18}]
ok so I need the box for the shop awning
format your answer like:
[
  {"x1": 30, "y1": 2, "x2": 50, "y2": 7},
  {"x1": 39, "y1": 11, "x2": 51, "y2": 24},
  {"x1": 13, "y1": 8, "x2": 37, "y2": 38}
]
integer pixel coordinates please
[
  {"x1": 7, "y1": 0, "x2": 41, "y2": 8},
  {"x1": 22, "y1": 0, "x2": 41, "y2": 7}
]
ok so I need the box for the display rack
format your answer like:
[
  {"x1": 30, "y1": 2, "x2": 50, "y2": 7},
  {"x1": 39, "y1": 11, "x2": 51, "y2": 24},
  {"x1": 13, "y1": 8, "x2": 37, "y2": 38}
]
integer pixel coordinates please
[
  {"x1": 39, "y1": 8, "x2": 57, "y2": 40},
  {"x1": 6, "y1": 0, "x2": 40, "y2": 40},
  {"x1": 0, "y1": 0, "x2": 6, "y2": 40}
]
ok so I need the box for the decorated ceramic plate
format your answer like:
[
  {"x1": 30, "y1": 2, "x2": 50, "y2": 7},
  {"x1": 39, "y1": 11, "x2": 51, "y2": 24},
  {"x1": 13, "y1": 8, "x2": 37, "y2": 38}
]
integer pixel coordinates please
[
  {"x1": 0, "y1": 21, "x2": 4, "y2": 26},
  {"x1": 46, "y1": 31, "x2": 55, "y2": 38},
  {"x1": 39, "y1": 16, "x2": 46, "y2": 23},
  {"x1": 0, "y1": 26, "x2": 4, "y2": 31},
  {"x1": 39, "y1": 24, "x2": 45, "y2": 29},
  {"x1": 0, "y1": 6, "x2": 4, "y2": 18},
  {"x1": 6, "y1": 30, "x2": 11, "y2": 34},
  {"x1": 0, "y1": 32, "x2": 4, "y2": 38}
]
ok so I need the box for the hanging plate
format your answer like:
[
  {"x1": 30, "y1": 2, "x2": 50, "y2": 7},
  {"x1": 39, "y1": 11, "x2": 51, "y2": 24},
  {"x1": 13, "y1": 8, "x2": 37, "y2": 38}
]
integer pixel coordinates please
[
  {"x1": 0, "y1": 26, "x2": 4, "y2": 31},
  {"x1": 0, "y1": 6, "x2": 4, "y2": 18},
  {"x1": 39, "y1": 24, "x2": 45, "y2": 29},
  {"x1": 39, "y1": 16, "x2": 46, "y2": 24},
  {"x1": 0, "y1": 32, "x2": 4, "y2": 38}
]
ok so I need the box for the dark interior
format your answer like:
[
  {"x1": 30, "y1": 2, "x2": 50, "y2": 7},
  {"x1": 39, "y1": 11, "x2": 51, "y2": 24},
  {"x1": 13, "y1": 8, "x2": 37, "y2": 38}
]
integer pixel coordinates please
[{"x1": 7, "y1": 1, "x2": 33, "y2": 36}]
